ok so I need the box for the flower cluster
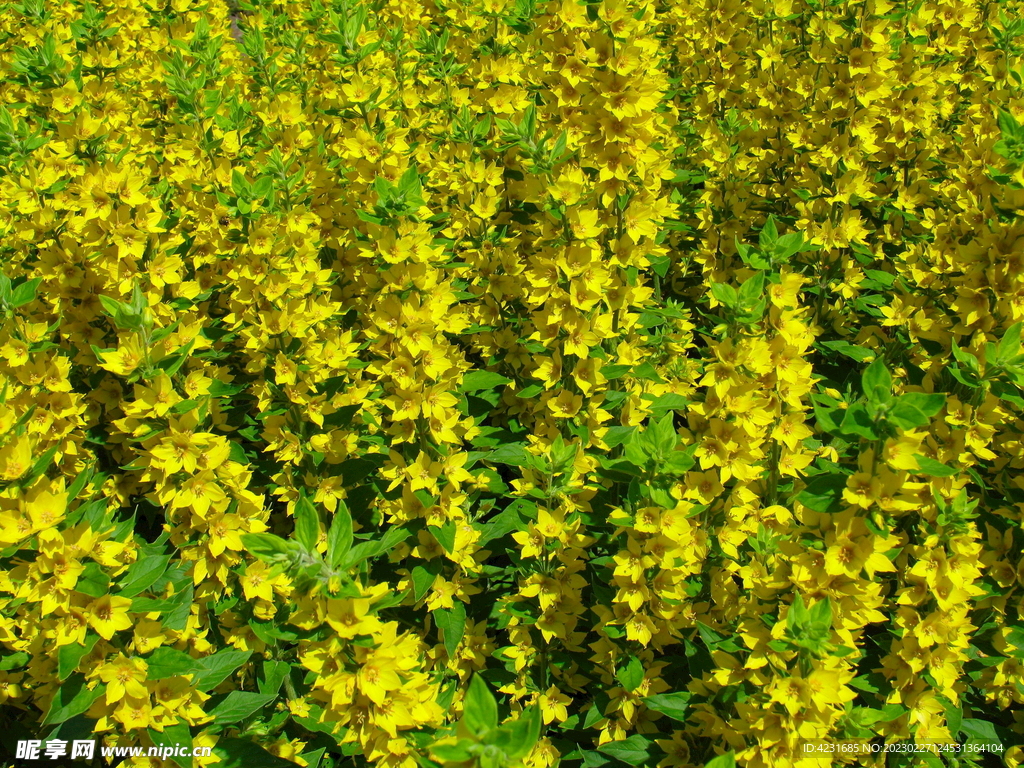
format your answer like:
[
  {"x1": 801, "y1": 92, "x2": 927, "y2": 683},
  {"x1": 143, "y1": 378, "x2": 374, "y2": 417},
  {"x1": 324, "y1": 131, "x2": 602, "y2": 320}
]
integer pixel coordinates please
[{"x1": 0, "y1": 0, "x2": 1023, "y2": 766}]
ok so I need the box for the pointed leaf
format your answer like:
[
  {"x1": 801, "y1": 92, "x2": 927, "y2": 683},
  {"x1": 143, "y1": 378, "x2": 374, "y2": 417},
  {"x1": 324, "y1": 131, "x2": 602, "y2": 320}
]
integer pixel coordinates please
[
  {"x1": 462, "y1": 673, "x2": 498, "y2": 737},
  {"x1": 327, "y1": 500, "x2": 353, "y2": 570}
]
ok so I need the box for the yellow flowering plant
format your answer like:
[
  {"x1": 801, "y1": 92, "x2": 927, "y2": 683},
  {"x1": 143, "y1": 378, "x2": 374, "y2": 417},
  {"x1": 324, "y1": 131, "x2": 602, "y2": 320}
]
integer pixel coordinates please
[{"x1": 1, "y1": 0, "x2": 1024, "y2": 767}]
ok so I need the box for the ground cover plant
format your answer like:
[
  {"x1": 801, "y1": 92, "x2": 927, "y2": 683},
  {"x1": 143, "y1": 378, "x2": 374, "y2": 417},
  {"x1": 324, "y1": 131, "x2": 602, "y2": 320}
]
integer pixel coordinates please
[{"x1": 1, "y1": 0, "x2": 1024, "y2": 766}]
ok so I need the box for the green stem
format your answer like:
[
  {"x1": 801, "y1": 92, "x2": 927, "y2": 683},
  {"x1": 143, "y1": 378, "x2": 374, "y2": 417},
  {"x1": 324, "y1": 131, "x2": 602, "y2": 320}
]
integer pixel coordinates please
[
  {"x1": 283, "y1": 669, "x2": 298, "y2": 701},
  {"x1": 767, "y1": 437, "x2": 781, "y2": 507}
]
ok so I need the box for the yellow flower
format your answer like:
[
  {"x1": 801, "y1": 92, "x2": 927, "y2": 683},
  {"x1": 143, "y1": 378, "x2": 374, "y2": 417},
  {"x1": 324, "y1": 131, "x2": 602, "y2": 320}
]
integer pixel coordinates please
[
  {"x1": 239, "y1": 562, "x2": 273, "y2": 603},
  {"x1": 545, "y1": 389, "x2": 583, "y2": 418},
  {"x1": 85, "y1": 595, "x2": 134, "y2": 640},
  {"x1": 50, "y1": 81, "x2": 83, "y2": 113},
  {"x1": 114, "y1": 695, "x2": 153, "y2": 729},
  {"x1": 98, "y1": 336, "x2": 146, "y2": 378},
  {"x1": 127, "y1": 373, "x2": 181, "y2": 418},
  {"x1": 96, "y1": 654, "x2": 149, "y2": 704},
  {"x1": 326, "y1": 597, "x2": 384, "y2": 638},
  {"x1": 356, "y1": 653, "x2": 403, "y2": 705},
  {"x1": 0, "y1": 435, "x2": 32, "y2": 482},
  {"x1": 202, "y1": 512, "x2": 244, "y2": 557},
  {"x1": 538, "y1": 685, "x2": 572, "y2": 724},
  {"x1": 406, "y1": 450, "x2": 443, "y2": 494}
]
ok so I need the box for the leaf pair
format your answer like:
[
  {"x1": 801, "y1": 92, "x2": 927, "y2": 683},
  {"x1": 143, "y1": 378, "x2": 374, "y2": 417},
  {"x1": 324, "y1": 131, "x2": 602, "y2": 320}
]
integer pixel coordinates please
[
  {"x1": 0, "y1": 272, "x2": 40, "y2": 312},
  {"x1": 430, "y1": 675, "x2": 542, "y2": 768}
]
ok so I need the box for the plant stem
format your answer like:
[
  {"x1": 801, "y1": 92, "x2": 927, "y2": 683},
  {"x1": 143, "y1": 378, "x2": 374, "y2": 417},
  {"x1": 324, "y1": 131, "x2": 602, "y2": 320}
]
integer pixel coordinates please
[{"x1": 767, "y1": 437, "x2": 781, "y2": 507}]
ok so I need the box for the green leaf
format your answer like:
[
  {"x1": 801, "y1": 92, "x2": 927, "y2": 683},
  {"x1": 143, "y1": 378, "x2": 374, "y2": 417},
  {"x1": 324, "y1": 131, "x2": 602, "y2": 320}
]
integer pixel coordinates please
[
  {"x1": 429, "y1": 521, "x2": 456, "y2": 554},
  {"x1": 863, "y1": 268, "x2": 896, "y2": 287},
  {"x1": 646, "y1": 393, "x2": 688, "y2": 417},
  {"x1": 758, "y1": 215, "x2": 778, "y2": 249},
  {"x1": 647, "y1": 478, "x2": 676, "y2": 508},
  {"x1": 231, "y1": 169, "x2": 249, "y2": 198},
  {"x1": 208, "y1": 691, "x2": 277, "y2": 725},
  {"x1": 164, "y1": 585, "x2": 194, "y2": 631},
  {"x1": 23, "y1": 444, "x2": 59, "y2": 487},
  {"x1": 57, "y1": 634, "x2": 99, "y2": 681},
  {"x1": 256, "y1": 663, "x2": 288, "y2": 696},
  {"x1": 118, "y1": 553, "x2": 171, "y2": 598},
  {"x1": 157, "y1": 341, "x2": 195, "y2": 377},
  {"x1": 624, "y1": 431, "x2": 649, "y2": 467},
  {"x1": 0, "y1": 651, "x2": 29, "y2": 670},
  {"x1": 148, "y1": 721, "x2": 193, "y2": 768},
  {"x1": 602, "y1": 426, "x2": 636, "y2": 448},
  {"x1": 397, "y1": 165, "x2": 420, "y2": 195},
  {"x1": 808, "y1": 596, "x2": 832, "y2": 630},
  {"x1": 997, "y1": 322, "x2": 1022, "y2": 363},
  {"x1": 705, "y1": 753, "x2": 737, "y2": 768},
  {"x1": 213, "y1": 738, "x2": 297, "y2": 768},
  {"x1": 631, "y1": 361, "x2": 663, "y2": 382},
  {"x1": 293, "y1": 491, "x2": 320, "y2": 553},
  {"x1": 710, "y1": 282, "x2": 738, "y2": 307},
  {"x1": 948, "y1": 364, "x2": 980, "y2": 388},
  {"x1": 580, "y1": 750, "x2": 611, "y2": 767},
  {"x1": 65, "y1": 464, "x2": 94, "y2": 502},
  {"x1": 338, "y1": 524, "x2": 411, "y2": 570},
  {"x1": 98, "y1": 294, "x2": 140, "y2": 331},
  {"x1": 650, "y1": 411, "x2": 678, "y2": 456},
  {"x1": 913, "y1": 455, "x2": 958, "y2": 477},
  {"x1": 10, "y1": 277, "x2": 41, "y2": 308},
  {"x1": 146, "y1": 647, "x2": 200, "y2": 680},
  {"x1": 460, "y1": 370, "x2": 513, "y2": 392},
  {"x1": 596, "y1": 735, "x2": 654, "y2": 766},
  {"x1": 796, "y1": 472, "x2": 848, "y2": 513},
  {"x1": 249, "y1": 619, "x2": 298, "y2": 646},
  {"x1": 737, "y1": 270, "x2": 765, "y2": 307},
  {"x1": 887, "y1": 402, "x2": 928, "y2": 431},
  {"x1": 902, "y1": 391, "x2": 946, "y2": 416},
  {"x1": 251, "y1": 176, "x2": 274, "y2": 200},
  {"x1": 662, "y1": 444, "x2": 698, "y2": 475},
  {"x1": 431, "y1": 741, "x2": 476, "y2": 762},
  {"x1": 1005, "y1": 626, "x2": 1024, "y2": 657},
  {"x1": 435, "y1": 601, "x2": 467, "y2": 658},
  {"x1": 356, "y1": 209, "x2": 384, "y2": 225},
  {"x1": 191, "y1": 649, "x2": 253, "y2": 691},
  {"x1": 998, "y1": 109, "x2": 1022, "y2": 140},
  {"x1": 497, "y1": 704, "x2": 542, "y2": 760},
  {"x1": 463, "y1": 673, "x2": 499, "y2": 737},
  {"x1": 75, "y1": 561, "x2": 110, "y2": 598},
  {"x1": 485, "y1": 443, "x2": 534, "y2": 468},
  {"x1": 951, "y1": 340, "x2": 980, "y2": 373},
  {"x1": 241, "y1": 532, "x2": 297, "y2": 562},
  {"x1": 696, "y1": 621, "x2": 727, "y2": 651},
  {"x1": 643, "y1": 692, "x2": 691, "y2": 722},
  {"x1": 960, "y1": 719, "x2": 1004, "y2": 750},
  {"x1": 615, "y1": 656, "x2": 644, "y2": 692},
  {"x1": 42, "y1": 674, "x2": 104, "y2": 726},
  {"x1": 773, "y1": 231, "x2": 804, "y2": 262},
  {"x1": 861, "y1": 357, "x2": 891, "y2": 405},
  {"x1": 327, "y1": 500, "x2": 353, "y2": 570},
  {"x1": 840, "y1": 403, "x2": 878, "y2": 440},
  {"x1": 476, "y1": 500, "x2": 531, "y2": 545},
  {"x1": 411, "y1": 560, "x2": 441, "y2": 602},
  {"x1": 583, "y1": 692, "x2": 611, "y2": 731},
  {"x1": 939, "y1": 696, "x2": 962, "y2": 739},
  {"x1": 811, "y1": 393, "x2": 846, "y2": 434},
  {"x1": 600, "y1": 364, "x2": 631, "y2": 380},
  {"x1": 819, "y1": 340, "x2": 875, "y2": 362}
]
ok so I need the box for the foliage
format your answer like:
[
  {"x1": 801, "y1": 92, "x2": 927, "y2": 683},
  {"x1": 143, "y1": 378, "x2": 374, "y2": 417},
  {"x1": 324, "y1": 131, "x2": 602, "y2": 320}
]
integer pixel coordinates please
[{"x1": 0, "y1": 0, "x2": 1023, "y2": 767}]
